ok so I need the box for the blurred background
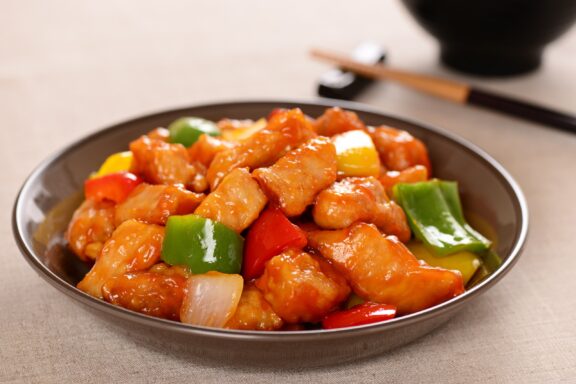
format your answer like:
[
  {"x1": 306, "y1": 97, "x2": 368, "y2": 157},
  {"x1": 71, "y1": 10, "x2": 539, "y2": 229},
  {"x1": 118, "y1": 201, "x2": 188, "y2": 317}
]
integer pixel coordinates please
[{"x1": 2, "y1": 0, "x2": 575, "y2": 153}]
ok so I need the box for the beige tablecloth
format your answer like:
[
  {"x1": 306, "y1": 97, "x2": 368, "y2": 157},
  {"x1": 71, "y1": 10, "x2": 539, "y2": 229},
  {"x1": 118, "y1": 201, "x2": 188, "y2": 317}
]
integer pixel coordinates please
[{"x1": 2, "y1": 1, "x2": 576, "y2": 382}]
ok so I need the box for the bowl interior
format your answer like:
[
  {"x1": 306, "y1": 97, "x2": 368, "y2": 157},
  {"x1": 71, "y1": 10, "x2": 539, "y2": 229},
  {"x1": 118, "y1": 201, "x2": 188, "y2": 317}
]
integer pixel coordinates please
[{"x1": 13, "y1": 100, "x2": 527, "y2": 333}]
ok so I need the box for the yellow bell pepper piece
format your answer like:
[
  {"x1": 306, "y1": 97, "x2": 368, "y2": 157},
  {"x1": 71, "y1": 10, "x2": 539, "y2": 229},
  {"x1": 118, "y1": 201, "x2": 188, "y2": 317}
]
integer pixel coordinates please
[
  {"x1": 94, "y1": 151, "x2": 133, "y2": 178},
  {"x1": 332, "y1": 130, "x2": 380, "y2": 177},
  {"x1": 407, "y1": 241, "x2": 482, "y2": 285},
  {"x1": 221, "y1": 118, "x2": 267, "y2": 142}
]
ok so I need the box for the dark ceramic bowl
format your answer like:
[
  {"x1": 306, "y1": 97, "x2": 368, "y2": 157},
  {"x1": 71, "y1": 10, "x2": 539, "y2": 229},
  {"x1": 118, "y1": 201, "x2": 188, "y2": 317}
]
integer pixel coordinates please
[
  {"x1": 12, "y1": 100, "x2": 528, "y2": 367},
  {"x1": 401, "y1": 0, "x2": 576, "y2": 76}
]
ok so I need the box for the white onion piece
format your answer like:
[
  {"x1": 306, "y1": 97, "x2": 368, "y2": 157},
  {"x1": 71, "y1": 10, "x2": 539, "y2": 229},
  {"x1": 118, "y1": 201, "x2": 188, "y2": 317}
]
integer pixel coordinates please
[{"x1": 180, "y1": 272, "x2": 243, "y2": 328}]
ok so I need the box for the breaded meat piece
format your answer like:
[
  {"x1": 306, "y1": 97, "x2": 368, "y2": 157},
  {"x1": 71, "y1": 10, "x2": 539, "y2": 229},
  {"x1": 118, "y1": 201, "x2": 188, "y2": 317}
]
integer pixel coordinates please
[
  {"x1": 307, "y1": 223, "x2": 464, "y2": 315},
  {"x1": 253, "y1": 137, "x2": 337, "y2": 217},
  {"x1": 312, "y1": 177, "x2": 411, "y2": 242},
  {"x1": 368, "y1": 125, "x2": 431, "y2": 174},
  {"x1": 66, "y1": 199, "x2": 115, "y2": 261},
  {"x1": 378, "y1": 165, "x2": 429, "y2": 196},
  {"x1": 115, "y1": 184, "x2": 204, "y2": 226},
  {"x1": 188, "y1": 134, "x2": 236, "y2": 168},
  {"x1": 255, "y1": 248, "x2": 350, "y2": 323},
  {"x1": 102, "y1": 270, "x2": 187, "y2": 321},
  {"x1": 225, "y1": 284, "x2": 284, "y2": 331},
  {"x1": 194, "y1": 168, "x2": 267, "y2": 233},
  {"x1": 206, "y1": 108, "x2": 315, "y2": 188},
  {"x1": 77, "y1": 220, "x2": 165, "y2": 298},
  {"x1": 130, "y1": 134, "x2": 205, "y2": 189},
  {"x1": 312, "y1": 107, "x2": 367, "y2": 137}
]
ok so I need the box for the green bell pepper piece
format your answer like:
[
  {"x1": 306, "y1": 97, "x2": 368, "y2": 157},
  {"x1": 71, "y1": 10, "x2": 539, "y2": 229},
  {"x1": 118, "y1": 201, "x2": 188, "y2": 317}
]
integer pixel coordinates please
[
  {"x1": 161, "y1": 215, "x2": 243, "y2": 274},
  {"x1": 394, "y1": 179, "x2": 491, "y2": 256},
  {"x1": 168, "y1": 117, "x2": 220, "y2": 147}
]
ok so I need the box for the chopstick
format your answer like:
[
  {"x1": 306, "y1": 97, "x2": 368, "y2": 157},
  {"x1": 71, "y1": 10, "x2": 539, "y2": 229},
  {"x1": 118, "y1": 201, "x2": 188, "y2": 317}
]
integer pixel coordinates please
[{"x1": 311, "y1": 49, "x2": 576, "y2": 134}]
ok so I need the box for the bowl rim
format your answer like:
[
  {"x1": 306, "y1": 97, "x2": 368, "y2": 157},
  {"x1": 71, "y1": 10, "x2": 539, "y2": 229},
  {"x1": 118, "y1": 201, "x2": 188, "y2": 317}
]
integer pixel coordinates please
[{"x1": 12, "y1": 98, "x2": 529, "y2": 342}]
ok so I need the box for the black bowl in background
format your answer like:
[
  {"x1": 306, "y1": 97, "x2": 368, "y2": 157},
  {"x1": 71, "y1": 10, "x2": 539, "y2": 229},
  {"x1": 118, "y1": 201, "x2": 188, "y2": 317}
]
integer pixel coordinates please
[{"x1": 400, "y1": 0, "x2": 576, "y2": 76}]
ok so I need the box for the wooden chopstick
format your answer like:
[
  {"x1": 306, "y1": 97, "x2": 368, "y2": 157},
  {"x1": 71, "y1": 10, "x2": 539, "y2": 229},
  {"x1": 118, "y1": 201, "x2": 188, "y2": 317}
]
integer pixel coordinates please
[{"x1": 311, "y1": 48, "x2": 576, "y2": 133}]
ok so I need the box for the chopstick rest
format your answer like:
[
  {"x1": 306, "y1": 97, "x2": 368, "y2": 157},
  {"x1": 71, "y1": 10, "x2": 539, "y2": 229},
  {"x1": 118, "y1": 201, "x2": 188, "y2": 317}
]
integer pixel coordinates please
[{"x1": 317, "y1": 42, "x2": 386, "y2": 100}]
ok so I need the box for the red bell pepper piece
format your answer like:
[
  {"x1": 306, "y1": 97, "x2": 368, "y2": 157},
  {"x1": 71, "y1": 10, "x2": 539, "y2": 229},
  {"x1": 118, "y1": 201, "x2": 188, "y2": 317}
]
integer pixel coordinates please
[
  {"x1": 322, "y1": 302, "x2": 397, "y2": 329},
  {"x1": 84, "y1": 171, "x2": 142, "y2": 204},
  {"x1": 242, "y1": 206, "x2": 307, "y2": 280}
]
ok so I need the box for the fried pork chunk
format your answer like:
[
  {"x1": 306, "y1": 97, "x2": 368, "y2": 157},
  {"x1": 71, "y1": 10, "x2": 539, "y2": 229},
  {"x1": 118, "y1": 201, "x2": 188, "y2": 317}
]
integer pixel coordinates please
[
  {"x1": 77, "y1": 220, "x2": 165, "y2": 298},
  {"x1": 206, "y1": 108, "x2": 315, "y2": 188},
  {"x1": 114, "y1": 184, "x2": 204, "y2": 226},
  {"x1": 66, "y1": 199, "x2": 115, "y2": 261},
  {"x1": 253, "y1": 137, "x2": 337, "y2": 217},
  {"x1": 102, "y1": 269, "x2": 188, "y2": 321},
  {"x1": 130, "y1": 134, "x2": 207, "y2": 191},
  {"x1": 188, "y1": 134, "x2": 236, "y2": 168},
  {"x1": 225, "y1": 284, "x2": 284, "y2": 331},
  {"x1": 312, "y1": 107, "x2": 367, "y2": 137},
  {"x1": 255, "y1": 249, "x2": 350, "y2": 323},
  {"x1": 194, "y1": 168, "x2": 267, "y2": 233},
  {"x1": 308, "y1": 223, "x2": 464, "y2": 315},
  {"x1": 312, "y1": 177, "x2": 411, "y2": 242},
  {"x1": 367, "y1": 126, "x2": 431, "y2": 173},
  {"x1": 146, "y1": 127, "x2": 170, "y2": 141},
  {"x1": 378, "y1": 164, "x2": 429, "y2": 196}
]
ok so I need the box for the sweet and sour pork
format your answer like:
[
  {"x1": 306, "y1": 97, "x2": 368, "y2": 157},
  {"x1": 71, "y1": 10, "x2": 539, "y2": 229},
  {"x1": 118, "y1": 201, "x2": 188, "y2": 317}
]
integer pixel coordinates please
[
  {"x1": 66, "y1": 199, "x2": 115, "y2": 262},
  {"x1": 253, "y1": 137, "x2": 337, "y2": 217},
  {"x1": 206, "y1": 108, "x2": 315, "y2": 188},
  {"x1": 308, "y1": 223, "x2": 464, "y2": 315},
  {"x1": 77, "y1": 220, "x2": 165, "y2": 298},
  {"x1": 312, "y1": 176, "x2": 411, "y2": 242},
  {"x1": 225, "y1": 284, "x2": 284, "y2": 331},
  {"x1": 368, "y1": 125, "x2": 431, "y2": 173},
  {"x1": 64, "y1": 106, "x2": 478, "y2": 331},
  {"x1": 130, "y1": 134, "x2": 207, "y2": 192},
  {"x1": 114, "y1": 184, "x2": 204, "y2": 226},
  {"x1": 255, "y1": 248, "x2": 350, "y2": 323},
  {"x1": 194, "y1": 168, "x2": 267, "y2": 233}
]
